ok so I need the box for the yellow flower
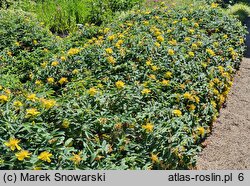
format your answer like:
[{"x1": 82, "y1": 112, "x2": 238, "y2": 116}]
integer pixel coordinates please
[
  {"x1": 33, "y1": 40, "x2": 38, "y2": 45},
  {"x1": 197, "y1": 126, "x2": 205, "y2": 136},
  {"x1": 141, "y1": 88, "x2": 151, "y2": 95},
  {"x1": 33, "y1": 167, "x2": 42, "y2": 170},
  {"x1": 107, "y1": 35, "x2": 115, "y2": 41},
  {"x1": 188, "y1": 51, "x2": 195, "y2": 58},
  {"x1": 189, "y1": 29, "x2": 195, "y2": 34},
  {"x1": 154, "y1": 42, "x2": 161, "y2": 48},
  {"x1": 197, "y1": 41, "x2": 203, "y2": 46},
  {"x1": 151, "y1": 65, "x2": 158, "y2": 71},
  {"x1": 173, "y1": 20, "x2": 178, "y2": 24},
  {"x1": 29, "y1": 73, "x2": 34, "y2": 80},
  {"x1": 194, "y1": 23, "x2": 199, "y2": 28},
  {"x1": 165, "y1": 71, "x2": 172, "y2": 79},
  {"x1": 103, "y1": 28, "x2": 110, "y2": 34},
  {"x1": 105, "y1": 48, "x2": 113, "y2": 54},
  {"x1": 47, "y1": 77, "x2": 55, "y2": 84},
  {"x1": 107, "y1": 56, "x2": 116, "y2": 65},
  {"x1": 38, "y1": 151, "x2": 53, "y2": 163},
  {"x1": 41, "y1": 61, "x2": 48, "y2": 68},
  {"x1": 211, "y1": 101, "x2": 217, "y2": 108},
  {"x1": 5, "y1": 89, "x2": 11, "y2": 95},
  {"x1": 188, "y1": 104, "x2": 196, "y2": 111},
  {"x1": 157, "y1": 35, "x2": 164, "y2": 43},
  {"x1": 219, "y1": 95, "x2": 225, "y2": 106},
  {"x1": 168, "y1": 39, "x2": 177, "y2": 46},
  {"x1": 40, "y1": 98, "x2": 56, "y2": 109},
  {"x1": 67, "y1": 48, "x2": 80, "y2": 56},
  {"x1": 206, "y1": 48, "x2": 215, "y2": 56},
  {"x1": 115, "y1": 81, "x2": 125, "y2": 89},
  {"x1": 70, "y1": 152, "x2": 82, "y2": 165},
  {"x1": 35, "y1": 80, "x2": 42, "y2": 86},
  {"x1": 213, "y1": 78, "x2": 220, "y2": 84},
  {"x1": 213, "y1": 88, "x2": 219, "y2": 95},
  {"x1": 4, "y1": 137, "x2": 21, "y2": 151},
  {"x1": 223, "y1": 34, "x2": 228, "y2": 39},
  {"x1": 182, "y1": 17, "x2": 188, "y2": 22},
  {"x1": 7, "y1": 51, "x2": 12, "y2": 56},
  {"x1": 88, "y1": 87, "x2": 98, "y2": 96},
  {"x1": 161, "y1": 79, "x2": 170, "y2": 86},
  {"x1": 58, "y1": 77, "x2": 68, "y2": 85},
  {"x1": 148, "y1": 74, "x2": 156, "y2": 80},
  {"x1": 62, "y1": 119, "x2": 70, "y2": 128},
  {"x1": 167, "y1": 29, "x2": 172, "y2": 33},
  {"x1": 168, "y1": 49, "x2": 175, "y2": 56},
  {"x1": 97, "y1": 83, "x2": 104, "y2": 89},
  {"x1": 184, "y1": 37, "x2": 191, "y2": 42},
  {"x1": 26, "y1": 108, "x2": 40, "y2": 118},
  {"x1": 183, "y1": 92, "x2": 193, "y2": 100},
  {"x1": 213, "y1": 42, "x2": 219, "y2": 47},
  {"x1": 15, "y1": 41, "x2": 21, "y2": 46},
  {"x1": 13, "y1": 101, "x2": 23, "y2": 107},
  {"x1": 115, "y1": 40, "x2": 124, "y2": 48},
  {"x1": 0, "y1": 94, "x2": 8, "y2": 103},
  {"x1": 172, "y1": 109, "x2": 182, "y2": 117},
  {"x1": 43, "y1": 48, "x2": 49, "y2": 53},
  {"x1": 239, "y1": 38, "x2": 244, "y2": 44},
  {"x1": 51, "y1": 61, "x2": 59, "y2": 67},
  {"x1": 72, "y1": 69, "x2": 79, "y2": 75},
  {"x1": 180, "y1": 84, "x2": 185, "y2": 90},
  {"x1": 154, "y1": 31, "x2": 162, "y2": 37},
  {"x1": 61, "y1": 56, "x2": 66, "y2": 61},
  {"x1": 142, "y1": 123, "x2": 154, "y2": 133},
  {"x1": 218, "y1": 65, "x2": 224, "y2": 73},
  {"x1": 0, "y1": 85, "x2": 3, "y2": 90},
  {"x1": 146, "y1": 60, "x2": 152, "y2": 66},
  {"x1": 27, "y1": 94, "x2": 37, "y2": 102},
  {"x1": 15, "y1": 150, "x2": 31, "y2": 161},
  {"x1": 191, "y1": 43, "x2": 198, "y2": 49},
  {"x1": 193, "y1": 95, "x2": 200, "y2": 103},
  {"x1": 151, "y1": 153, "x2": 159, "y2": 163},
  {"x1": 211, "y1": 2, "x2": 218, "y2": 8}
]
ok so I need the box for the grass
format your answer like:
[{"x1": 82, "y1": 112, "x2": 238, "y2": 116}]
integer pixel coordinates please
[
  {"x1": 12, "y1": 0, "x2": 143, "y2": 35},
  {"x1": 18, "y1": 0, "x2": 90, "y2": 34}
]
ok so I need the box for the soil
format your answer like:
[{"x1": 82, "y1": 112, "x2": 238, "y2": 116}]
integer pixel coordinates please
[{"x1": 196, "y1": 18, "x2": 250, "y2": 170}]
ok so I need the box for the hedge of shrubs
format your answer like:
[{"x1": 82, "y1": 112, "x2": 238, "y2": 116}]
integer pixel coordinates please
[{"x1": 0, "y1": 2, "x2": 247, "y2": 169}]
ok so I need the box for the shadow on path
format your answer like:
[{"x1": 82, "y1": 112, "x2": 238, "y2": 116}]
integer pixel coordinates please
[{"x1": 244, "y1": 17, "x2": 250, "y2": 58}]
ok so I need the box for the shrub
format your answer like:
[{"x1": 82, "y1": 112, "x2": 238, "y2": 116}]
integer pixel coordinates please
[
  {"x1": 0, "y1": 9, "x2": 62, "y2": 83},
  {"x1": 227, "y1": 3, "x2": 250, "y2": 23},
  {"x1": 0, "y1": 3, "x2": 247, "y2": 169}
]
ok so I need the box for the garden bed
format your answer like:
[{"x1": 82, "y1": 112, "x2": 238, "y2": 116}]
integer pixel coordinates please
[{"x1": 0, "y1": 2, "x2": 247, "y2": 169}]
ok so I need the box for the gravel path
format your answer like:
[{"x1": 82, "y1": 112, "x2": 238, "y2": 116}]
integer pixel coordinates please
[{"x1": 196, "y1": 18, "x2": 250, "y2": 169}]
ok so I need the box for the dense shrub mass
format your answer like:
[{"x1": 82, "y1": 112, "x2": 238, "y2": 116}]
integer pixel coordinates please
[
  {"x1": 0, "y1": 9, "x2": 64, "y2": 84},
  {"x1": 0, "y1": 3, "x2": 247, "y2": 169}
]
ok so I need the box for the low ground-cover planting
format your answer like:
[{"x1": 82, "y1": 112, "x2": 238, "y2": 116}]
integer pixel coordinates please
[{"x1": 0, "y1": 2, "x2": 247, "y2": 169}]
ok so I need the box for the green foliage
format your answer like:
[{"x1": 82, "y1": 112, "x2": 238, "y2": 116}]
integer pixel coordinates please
[
  {"x1": 0, "y1": 9, "x2": 62, "y2": 82},
  {"x1": 18, "y1": 0, "x2": 143, "y2": 34},
  {"x1": 27, "y1": 0, "x2": 90, "y2": 34},
  {"x1": 0, "y1": 0, "x2": 13, "y2": 9},
  {"x1": 0, "y1": 3, "x2": 247, "y2": 170},
  {"x1": 227, "y1": 3, "x2": 250, "y2": 22},
  {"x1": 109, "y1": 0, "x2": 143, "y2": 12}
]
